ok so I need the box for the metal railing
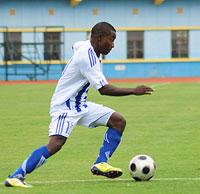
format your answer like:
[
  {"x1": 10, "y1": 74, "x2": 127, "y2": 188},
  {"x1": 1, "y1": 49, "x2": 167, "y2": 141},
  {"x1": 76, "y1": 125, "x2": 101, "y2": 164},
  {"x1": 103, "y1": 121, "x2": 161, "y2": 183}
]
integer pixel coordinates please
[{"x1": 0, "y1": 26, "x2": 65, "y2": 80}]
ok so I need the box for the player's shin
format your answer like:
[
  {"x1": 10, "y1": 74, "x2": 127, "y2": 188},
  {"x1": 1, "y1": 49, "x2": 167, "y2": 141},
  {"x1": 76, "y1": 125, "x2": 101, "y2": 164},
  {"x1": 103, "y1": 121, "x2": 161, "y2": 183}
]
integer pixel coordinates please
[
  {"x1": 95, "y1": 127, "x2": 122, "y2": 164},
  {"x1": 9, "y1": 146, "x2": 50, "y2": 178}
]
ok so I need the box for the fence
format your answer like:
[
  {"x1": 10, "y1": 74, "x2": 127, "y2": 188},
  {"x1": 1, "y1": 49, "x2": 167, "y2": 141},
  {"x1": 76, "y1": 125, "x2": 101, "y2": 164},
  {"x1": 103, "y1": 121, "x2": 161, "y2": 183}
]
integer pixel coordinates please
[{"x1": 0, "y1": 26, "x2": 65, "y2": 80}]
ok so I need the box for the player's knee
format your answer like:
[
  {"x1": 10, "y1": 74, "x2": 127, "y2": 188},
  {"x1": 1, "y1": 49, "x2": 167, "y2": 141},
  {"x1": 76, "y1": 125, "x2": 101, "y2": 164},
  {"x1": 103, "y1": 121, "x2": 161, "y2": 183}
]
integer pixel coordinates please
[
  {"x1": 117, "y1": 115, "x2": 126, "y2": 131},
  {"x1": 47, "y1": 136, "x2": 67, "y2": 155},
  {"x1": 47, "y1": 142, "x2": 64, "y2": 155},
  {"x1": 108, "y1": 112, "x2": 126, "y2": 132}
]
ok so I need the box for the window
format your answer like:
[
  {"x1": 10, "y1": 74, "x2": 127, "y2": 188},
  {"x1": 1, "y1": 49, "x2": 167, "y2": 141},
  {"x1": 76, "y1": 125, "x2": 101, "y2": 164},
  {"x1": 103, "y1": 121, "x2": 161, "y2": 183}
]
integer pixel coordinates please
[
  {"x1": 4, "y1": 32, "x2": 22, "y2": 60},
  {"x1": 127, "y1": 31, "x2": 144, "y2": 58},
  {"x1": 44, "y1": 32, "x2": 61, "y2": 60},
  {"x1": 172, "y1": 30, "x2": 188, "y2": 58}
]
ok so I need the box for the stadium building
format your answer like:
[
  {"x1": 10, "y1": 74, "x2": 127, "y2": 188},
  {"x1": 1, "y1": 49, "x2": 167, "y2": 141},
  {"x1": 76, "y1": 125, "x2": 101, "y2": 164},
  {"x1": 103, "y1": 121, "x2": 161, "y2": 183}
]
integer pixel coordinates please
[{"x1": 0, "y1": 0, "x2": 200, "y2": 80}]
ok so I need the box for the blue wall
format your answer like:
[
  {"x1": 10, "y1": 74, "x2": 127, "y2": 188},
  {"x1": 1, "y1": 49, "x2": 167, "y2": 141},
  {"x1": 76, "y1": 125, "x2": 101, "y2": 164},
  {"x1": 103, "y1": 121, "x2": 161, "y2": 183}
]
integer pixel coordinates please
[
  {"x1": 0, "y1": 0, "x2": 200, "y2": 60},
  {"x1": 1, "y1": 0, "x2": 200, "y2": 28},
  {"x1": 144, "y1": 31, "x2": 171, "y2": 59},
  {"x1": 104, "y1": 62, "x2": 200, "y2": 78},
  {"x1": 0, "y1": 0, "x2": 200, "y2": 80},
  {"x1": 190, "y1": 31, "x2": 200, "y2": 58},
  {"x1": 1, "y1": 61, "x2": 200, "y2": 80}
]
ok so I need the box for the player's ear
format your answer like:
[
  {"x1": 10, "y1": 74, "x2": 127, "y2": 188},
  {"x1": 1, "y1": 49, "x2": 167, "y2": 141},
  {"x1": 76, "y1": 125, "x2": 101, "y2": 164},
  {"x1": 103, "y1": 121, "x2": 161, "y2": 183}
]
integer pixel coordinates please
[{"x1": 98, "y1": 35, "x2": 101, "y2": 41}]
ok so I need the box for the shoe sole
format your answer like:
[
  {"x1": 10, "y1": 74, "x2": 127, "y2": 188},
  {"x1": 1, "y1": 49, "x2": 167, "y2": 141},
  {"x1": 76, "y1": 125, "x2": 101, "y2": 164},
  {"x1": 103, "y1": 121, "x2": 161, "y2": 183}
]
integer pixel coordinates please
[
  {"x1": 4, "y1": 180, "x2": 12, "y2": 187},
  {"x1": 91, "y1": 167, "x2": 122, "y2": 179},
  {"x1": 4, "y1": 179, "x2": 32, "y2": 188}
]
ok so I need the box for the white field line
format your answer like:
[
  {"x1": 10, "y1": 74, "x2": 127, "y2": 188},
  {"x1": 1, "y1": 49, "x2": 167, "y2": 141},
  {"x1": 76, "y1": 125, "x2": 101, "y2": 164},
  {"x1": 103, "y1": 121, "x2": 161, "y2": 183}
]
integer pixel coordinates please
[
  {"x1": 150, "y1": 82, "x2": 170, "y2": 90},
  {"x1": 30, "y1": 177, "x2": 200, "y2": 184},
  {"x1": 1, "y1": 177, "x2": 200, "y2": 185}
]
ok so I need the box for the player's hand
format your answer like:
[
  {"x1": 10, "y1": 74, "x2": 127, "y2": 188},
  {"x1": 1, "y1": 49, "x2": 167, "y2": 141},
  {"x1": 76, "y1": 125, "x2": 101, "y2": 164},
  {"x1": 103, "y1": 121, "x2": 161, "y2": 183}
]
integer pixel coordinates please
[{"x1": 133, "y1": 85, "x2": 154, "y2": 95}]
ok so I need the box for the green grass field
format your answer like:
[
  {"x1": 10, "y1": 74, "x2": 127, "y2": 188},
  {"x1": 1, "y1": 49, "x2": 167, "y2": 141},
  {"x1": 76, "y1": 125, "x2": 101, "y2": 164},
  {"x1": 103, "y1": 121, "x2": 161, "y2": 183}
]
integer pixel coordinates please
[{"x1": 0, "y1": 82, "x2": 200, "y2": 194}]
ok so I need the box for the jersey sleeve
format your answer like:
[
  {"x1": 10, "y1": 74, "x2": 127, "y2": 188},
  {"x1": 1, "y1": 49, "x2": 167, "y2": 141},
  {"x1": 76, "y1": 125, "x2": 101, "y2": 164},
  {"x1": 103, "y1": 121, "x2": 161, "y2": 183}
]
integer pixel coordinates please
[{"x1": 78, "y1": 48, "x2": 108, "y2": 90}]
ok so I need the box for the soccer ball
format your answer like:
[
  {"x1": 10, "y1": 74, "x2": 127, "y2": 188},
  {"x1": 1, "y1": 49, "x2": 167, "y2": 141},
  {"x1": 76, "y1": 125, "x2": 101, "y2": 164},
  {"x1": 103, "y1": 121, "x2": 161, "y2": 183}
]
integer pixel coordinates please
[{"x1": 128, "y1": 154, "x2": 156, "y2": 181}]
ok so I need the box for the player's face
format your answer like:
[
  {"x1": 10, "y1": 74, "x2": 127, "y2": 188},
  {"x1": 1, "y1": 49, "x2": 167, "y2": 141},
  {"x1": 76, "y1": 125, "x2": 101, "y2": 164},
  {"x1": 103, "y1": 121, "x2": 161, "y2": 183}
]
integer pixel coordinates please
[{"x1": 99, "y1": 31, "x2": 116, "y2": 55}]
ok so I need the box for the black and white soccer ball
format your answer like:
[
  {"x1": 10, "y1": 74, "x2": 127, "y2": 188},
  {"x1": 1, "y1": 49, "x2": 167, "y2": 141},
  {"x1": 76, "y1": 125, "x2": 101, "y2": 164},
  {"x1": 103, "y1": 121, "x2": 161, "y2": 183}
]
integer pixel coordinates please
[{"x1": 129, "y1": 154, "x2": 156, "y2": 181}]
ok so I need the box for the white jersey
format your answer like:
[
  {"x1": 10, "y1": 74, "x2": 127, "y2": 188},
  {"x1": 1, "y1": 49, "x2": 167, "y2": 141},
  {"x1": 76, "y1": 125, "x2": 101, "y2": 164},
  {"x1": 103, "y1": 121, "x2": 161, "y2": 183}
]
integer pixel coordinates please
[{"x1": 50, "y1": 40, "x2": 108, "y2": 116}]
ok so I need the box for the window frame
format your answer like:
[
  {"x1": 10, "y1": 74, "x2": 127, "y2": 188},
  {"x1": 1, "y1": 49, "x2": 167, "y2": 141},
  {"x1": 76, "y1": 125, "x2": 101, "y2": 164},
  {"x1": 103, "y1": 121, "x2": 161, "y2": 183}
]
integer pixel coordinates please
[
  {"x1": 44, "y1": 32, "x2": 61, "y2": 60},
  {"x1": 171, "y1": 30, "x2": 189, "y2": 58},
  {"x1": 127, "y1": 31, "x2": 144, "y2": 59},
  {"x1": 4, "y1": 32, "x2": 22, "y2": 61}
]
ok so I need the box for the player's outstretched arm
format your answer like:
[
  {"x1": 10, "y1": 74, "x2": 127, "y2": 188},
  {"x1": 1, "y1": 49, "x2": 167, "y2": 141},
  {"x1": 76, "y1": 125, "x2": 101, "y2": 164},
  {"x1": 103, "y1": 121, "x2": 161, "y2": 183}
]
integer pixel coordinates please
[{"x1": 98, "y1": 84, "x2": 154, "y2": 96}]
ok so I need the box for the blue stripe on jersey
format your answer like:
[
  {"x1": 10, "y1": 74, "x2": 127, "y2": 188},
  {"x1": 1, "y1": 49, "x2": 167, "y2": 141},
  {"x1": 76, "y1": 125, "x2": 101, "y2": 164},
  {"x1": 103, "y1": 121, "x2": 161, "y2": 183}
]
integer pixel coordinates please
[
  {"x1": 100, "y1": 80, "x2": 103, "y2": 87},
  {"x1": 66, "y1": 99, "x2": 71, "y2": 109},
  {"x1": 75, "y1": 82, "x2": 90, "y2": 112},
  {"x1": 102, "y1": 80, "x2": 106, "y2": 85},
  {"x1": 88, "y1": 48, "x2": 96, "y2": 67},
  {"x1": 90, "y1": 50, "x2": 96, "y2": 66},
  {"x1": 100, "y1": 80, "x2": 106, "y2": 87},
  {"x1": 88, "y1": 49, "x2": 93, "y2": 66}
]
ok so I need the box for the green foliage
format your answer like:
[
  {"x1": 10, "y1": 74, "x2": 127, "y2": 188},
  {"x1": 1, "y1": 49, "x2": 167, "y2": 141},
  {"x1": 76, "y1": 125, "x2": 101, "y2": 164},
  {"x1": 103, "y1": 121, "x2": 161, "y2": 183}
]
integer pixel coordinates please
[{"x1": 0, "y1": 82, "x2": 200, "y2": 194}]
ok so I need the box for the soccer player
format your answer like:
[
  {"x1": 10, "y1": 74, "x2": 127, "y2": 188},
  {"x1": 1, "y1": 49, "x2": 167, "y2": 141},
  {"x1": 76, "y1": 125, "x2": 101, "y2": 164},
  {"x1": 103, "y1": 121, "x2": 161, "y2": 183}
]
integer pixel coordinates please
[{"x1": 5, "y1": 22, "x2": 154, "y2": 188}]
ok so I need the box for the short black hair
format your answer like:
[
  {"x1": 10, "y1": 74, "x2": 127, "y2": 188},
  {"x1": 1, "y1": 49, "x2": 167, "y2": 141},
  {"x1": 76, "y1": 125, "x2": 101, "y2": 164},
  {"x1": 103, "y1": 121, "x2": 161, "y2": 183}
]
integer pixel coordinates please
[{"x1": 91, "y1": 22, "x2": 116, "y2": 37}]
